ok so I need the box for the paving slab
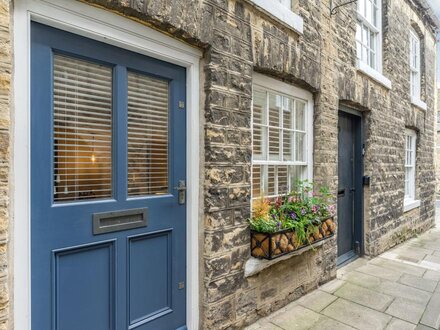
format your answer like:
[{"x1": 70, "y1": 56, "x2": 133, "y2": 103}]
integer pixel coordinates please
[
  {"x1": 415, "y1": 325, "x2": 436, "y2": 330},
  {"x1": 246, "y1": 320, "x2": 283, "y2": 330},
  {"x1": 296, "y1": 289, "x2": 337, "y2": 312},
  {"x1": 377, "y1": 280, "x2": 432, "y2": 305},
  {"x1": 334, "y1": 282, "x2": 393, "y2": 311},
  {"x1": 422, "y1": 242, "x2": 440, "y2": 252},
  {"x1": 420, "y1": 293, "x2": 440, "y2": 329},
  {"x1": 322, "y1": 298, "x2": 392, "y2": 330},
  {"x1": 337, "y1": 258, "x2": 369, "y2": 277},
  {"x1": 370, "y1": 257, "x2": 426, "y2": 276},
  {"x1": 309, "y1": 315, "x2": 355, "y2": 330},
  {"x1": 385, "y1": 318, "x2": 416, "y2": 330},
  {"x1": 385, "y1": 297, "x2": 427, "y2": 324},
  {"x1": 319, "y1": 279, "x2": 345, "y2": 294},
  {"x1": 424, "y1": 254, "x2": 440, "y2": 265},
  {"x1": 356, "y1": 264, "x2": 402, "y2": 282},
  {"x1": 341, "y1": 270, "x2": 384, "y2": 290},
  {"x1": 399, "y1": 273, "x2": 438, "y2": 292},
  {"x1": 423, "y1": 270, "x2": 440, "y2": 281},
  {"x1": 268, "y1": 305, "x2": 321, "y2": 330}
]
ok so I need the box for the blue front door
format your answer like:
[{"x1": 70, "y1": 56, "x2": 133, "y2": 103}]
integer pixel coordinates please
[{"x1": 31, "y1": 23, "x2": 187, "y2": 330}]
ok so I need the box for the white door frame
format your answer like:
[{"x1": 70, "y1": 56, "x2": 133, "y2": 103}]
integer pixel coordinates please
[{"x1": 13, "y1": 1, "x2": 201, "y2": 329}]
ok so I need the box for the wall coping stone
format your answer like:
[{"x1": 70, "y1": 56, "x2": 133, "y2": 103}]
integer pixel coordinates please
[{"x1": 244, "y1": 239, "x2": 325, "y2": 277}]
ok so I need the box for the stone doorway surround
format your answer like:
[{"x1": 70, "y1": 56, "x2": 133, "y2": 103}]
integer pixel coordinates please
[{"x1": 246, "y1": 221, "x2": 440, "y2": 330}]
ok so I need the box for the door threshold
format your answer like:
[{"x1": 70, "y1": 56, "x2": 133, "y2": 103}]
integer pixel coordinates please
[{"x1": 337, "y1": 250, "x2": 358, "y2": 268}]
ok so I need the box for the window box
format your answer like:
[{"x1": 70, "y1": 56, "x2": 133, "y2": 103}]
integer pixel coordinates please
[{"x1": 250, "y1": 217, "x2": 336, "y2": 260}]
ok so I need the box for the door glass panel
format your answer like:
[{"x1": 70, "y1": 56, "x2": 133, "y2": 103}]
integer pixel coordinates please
[
  {"x1": 127, "y1": 71, "x2": 169, "y2": 196},
  {"x1": 53, "y1": 54, "x2": 113, "y2": 202}
]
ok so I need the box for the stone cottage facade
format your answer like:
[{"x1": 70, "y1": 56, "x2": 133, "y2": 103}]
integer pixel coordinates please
[{"x1": 0, "y1": 0, "x2": 438, "y2": 329}]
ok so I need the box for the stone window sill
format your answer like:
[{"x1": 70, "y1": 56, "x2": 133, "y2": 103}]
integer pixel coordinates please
[
  {"x1": 404, "y1": 199, "x2": 420, "y2": 213},
  {"x1": 356, "y1": 60, "x2": 392, "y2": 90},
  {"x1": 244, "y1": 239, "x2": 326, "y2": 277},
  {"x1": 246, "y1": 0, "x2": 304, "y2": 35},
  {"x1": 411, "y1": 97, "x2": 427, "y2": 111}
]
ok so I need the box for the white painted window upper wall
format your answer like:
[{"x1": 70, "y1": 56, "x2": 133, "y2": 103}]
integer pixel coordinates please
[
  {"x1": 404, "y1": 130, "x2": 417, "y2": 203},
  {"x1": 252, "y1": 74, "x2": 313, "y2": 199},
  {"x1": 409, "y1": 28, "x2": 421, "y2": 100},
  {"x1": 356, "y1": 0, "x2": 382, "y2": 71}
]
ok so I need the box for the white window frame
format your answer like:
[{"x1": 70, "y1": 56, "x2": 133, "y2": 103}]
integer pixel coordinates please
[
  {"x1": 14, "y1": 1, "x2": 201, "y2": 329},
  {"x1": 355, "y1": 0, "x2": 392, "y2": 89},
  {"x1": 356, "y1": 0, "x2": 382, "y2": 71},
  {"x1": 252, "y1": 73, "x2": 313, "y2": 199},
  {"x1": 409, "y1": 28, "x2": 427, "y2": 111},
  {"x1": 404, "y1": 129, "x2": 420, "y2": 212},
  {"x1": 247, "y1": 0, "x2": 303, "y2": 34}
]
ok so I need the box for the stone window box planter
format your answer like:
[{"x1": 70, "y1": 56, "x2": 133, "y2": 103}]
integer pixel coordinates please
[{"x1": 250, "y1": 217, "x2": 336, "y2": 260}]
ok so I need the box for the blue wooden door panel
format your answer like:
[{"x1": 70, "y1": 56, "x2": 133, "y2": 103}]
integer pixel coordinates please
[
  {"x1": 54, "y1": 242, "x2": 115, "y2": 330},
  {"x1": 31, "y1": 22, "x2": 187, "y2": 330}
]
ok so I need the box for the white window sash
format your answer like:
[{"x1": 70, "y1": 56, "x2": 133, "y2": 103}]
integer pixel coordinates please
[
  {"x1": 356, "y1": 0, "x2": 382, "y2": 73},
  {"x1": 409, "y1": 29, "x2": 421, "y2": 99},
  {"x1": 404, "y1": 130, "x2": 417, "y2": 202},
  {"x1": 251, "y1": 74, "x2": 313, "y2": 199}
]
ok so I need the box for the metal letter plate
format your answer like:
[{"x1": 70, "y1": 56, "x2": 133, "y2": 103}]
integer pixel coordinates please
[{"x1": 93, "y1": 208, "x2": 148, "y2": 235}]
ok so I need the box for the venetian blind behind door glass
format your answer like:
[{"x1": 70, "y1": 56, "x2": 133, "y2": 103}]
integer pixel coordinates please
[
  {"x1": 53, "y1": 54, "x2": 113, "y2": 202},
  {"x1": 127, "y1": 72, "x2": 169, "y2": 196}
]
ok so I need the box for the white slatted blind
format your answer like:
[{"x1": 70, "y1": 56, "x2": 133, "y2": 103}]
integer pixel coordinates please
[
  {"x1": 53, "y1": 54, "x2": 113, "y2": 202},
  {"x1": 127, "y1": 72, "x2": 169, "y2": 196}
]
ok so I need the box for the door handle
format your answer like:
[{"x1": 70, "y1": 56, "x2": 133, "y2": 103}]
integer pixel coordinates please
[
  {"x1": 338, "y1": 188, "x2": 345, "y2": 197},
  {"x1": 173, "y1": 180, "x2": 187, "y2": 205}
]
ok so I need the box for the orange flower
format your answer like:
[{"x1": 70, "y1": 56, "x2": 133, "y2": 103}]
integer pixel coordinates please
[{"x1": 252, "y1": 197, "x2": 271, "y2": 221}]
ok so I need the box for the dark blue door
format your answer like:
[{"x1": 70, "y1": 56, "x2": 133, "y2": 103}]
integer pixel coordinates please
[{"x1": 31, "y1": 23, "x2": 187, "y2": 330}]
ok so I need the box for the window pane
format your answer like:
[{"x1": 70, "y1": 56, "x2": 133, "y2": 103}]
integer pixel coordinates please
[
  {"x1": 127, "y1": 71, "x2": 169, "y2": 196},
  {"x1": 269, "y1": 128, "x2": 280, "y2": 160},
  {"x1": 268, "y1": 93, "x2": 281, "y2": 127},
  {"x1": 253, "y1": 90, "x2": 267, "y2": 125},
  {"x1": 53, "y1": 54, "x2": 113, "y2": 202},
  {"x1": 267, "y1": 166, "x2": 276, "y2": 196},
  {"x1": 290, "y1": 165, "x2": 305, "y2": 188},
  {"x1": 295, "y1": 132, "x2": 306, "y2": 162},
  {"x1": 283, "y1": 130, "x2": 293, "y2": 161},
  {"x1": 283, "y1": 98, "x2": 293, "y2": 129},
  {"x1": 295, "y1": 101, "x2": 306, "y2": 131},
  {"x1": 252, "y1": 165, "x2": 262, "y2": 198},
  {"x1": 253, "y1": 90, "x2": 267, "y2": 160},
  {"x1": 366, "y1": 0, "x2": 372, "y2": 22},
  {"x1": 278, "y1": 166, "x2": 288, "y2": 195},
  {"x1": 253, "y1": 125, "x2": 267, "y2": 160}
]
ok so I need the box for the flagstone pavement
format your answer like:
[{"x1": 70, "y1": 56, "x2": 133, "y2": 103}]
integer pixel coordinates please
[{"x1": 246, "y1": 213, "x2": 440, "y2": 330}]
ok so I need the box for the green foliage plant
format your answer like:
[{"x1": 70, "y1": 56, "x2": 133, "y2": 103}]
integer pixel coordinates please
[{"x1": 248, "y1": 180, "x2": 336, "y2": 246}]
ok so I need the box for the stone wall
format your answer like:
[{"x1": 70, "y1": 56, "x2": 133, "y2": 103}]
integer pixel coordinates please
[
  {"x1": 0, "y1": 0, "x2": 9, "y2": 329},
  {"x1": 4, "y1": 0, "x2": 437, "y2": 329},
  {"x1": 73, "y1": 0, "x2": 439, "y2": 328},
  {"x1": 436, "y1": 88, "x2": 440, "y2": 200}
]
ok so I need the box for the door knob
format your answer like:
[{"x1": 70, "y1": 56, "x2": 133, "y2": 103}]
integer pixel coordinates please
[{"x1": 173, "y1": 180, "x2": 187, "y2": 205}]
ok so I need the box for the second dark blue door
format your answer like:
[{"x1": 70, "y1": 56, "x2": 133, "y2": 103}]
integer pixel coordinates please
[{"x1": 31, "y1": 23, "x2": 187, "y2": 330}]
